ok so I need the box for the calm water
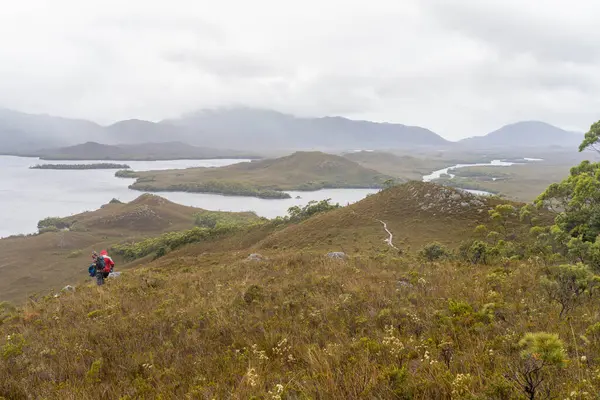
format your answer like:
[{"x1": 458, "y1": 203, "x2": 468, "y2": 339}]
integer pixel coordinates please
[
  {"x1": 421, "y1": 159, "x2": 539, "y2": 196},
  {"x1": 0, "y1": 156, "x2": 378, "y2": 237}
]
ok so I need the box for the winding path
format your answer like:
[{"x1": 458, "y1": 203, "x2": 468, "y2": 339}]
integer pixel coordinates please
[{"x1": 378, "y1": 220, "x2": 399, "y2": 250}]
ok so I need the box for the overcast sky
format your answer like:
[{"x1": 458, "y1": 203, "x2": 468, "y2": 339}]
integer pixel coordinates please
[{"x1": 0, "y1": 0, "x2": 599, "y2": 140}]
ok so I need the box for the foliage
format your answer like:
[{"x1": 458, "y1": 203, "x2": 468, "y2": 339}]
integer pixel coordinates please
[
  {"x1": 512, "y1": 332, "x2": 566, "y2": 400},
  {"x1": 540, "y1": 264, "x2": 598, "y2": 317},
  {"x1": 109, "y1": 198, "x2": 123, "y2": 204},
  {"x1": 193, "y1": 210, "x2": 259, "y2": 229},
  {"x1": 287, "y1": 199, "x2": 340, "y2": 222},
  {"x1": 131, "y1": 180, "x2": 292, "y2": 199},
  {"x1": 30, "y1": 163, "x2": 130, "y2": 170},
  {"x1": 459, "y1": 240, "x2": 494, "y2": 264},
  {"x1": 112, "y1": 227, "x2": 213, "y2": 260},
  {"x1": 115, "y1": 170, "x2": 139, "y2": 178},
  {"x1": 489, "y1": 204, "x2": 517, "y2": 236},
  {"x1": 579, "y1": 120, "x2": 600, "y2": 153},
  {"x1": 113, "y1": 212, "x2": 262, "y2": 260},
  {"x1": 37, "y1": 217, "x2": 70, "y2": 232},
  {"x1": 537, "y1": 161, "x2": 600, "y2": 240},
  {"x1": 1, "y1": 250, "x2": 597, "y2": 398},
  {"x1": 419, "y1": 242, "x2": 452, "y2": 261},
  {"x1": 536, "y1": 158, "x2": 600, "y2": 271}
]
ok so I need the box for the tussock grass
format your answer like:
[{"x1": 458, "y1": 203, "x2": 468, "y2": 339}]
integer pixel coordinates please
[{"x1": 1, "y1": 250, "x2": 599, "y2": 398}]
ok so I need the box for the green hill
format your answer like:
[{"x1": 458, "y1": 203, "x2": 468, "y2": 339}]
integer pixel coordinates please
[{"x1": 124, "y1": 151, "x2": 394, "y2": 198}]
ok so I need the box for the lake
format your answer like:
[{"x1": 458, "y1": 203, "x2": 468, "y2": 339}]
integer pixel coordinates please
[{"x1": 0, "y1": 156, "x2": 378, "y2": 237}]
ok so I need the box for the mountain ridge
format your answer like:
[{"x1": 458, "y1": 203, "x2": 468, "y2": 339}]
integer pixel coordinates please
[
  {"x1": 460, "y1": 120, "x2": 583, "y2": 148},
  {"x1": 0, "y1": 107, "x2": 584, "y2": 153}
]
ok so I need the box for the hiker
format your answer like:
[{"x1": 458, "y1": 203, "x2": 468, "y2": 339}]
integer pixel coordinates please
[
  {"x1": 89, "y1": 250, "x2": 113, "y2": 285},
  {"x1": 100, "y1": 250, "x2": 115, "y2": 273}
]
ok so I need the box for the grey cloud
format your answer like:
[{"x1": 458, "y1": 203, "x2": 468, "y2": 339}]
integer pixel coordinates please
[
  {"x1": 0, "y1": 0, "x2": 598, "y2": 139},
  {"x1": 424, "y1": 0, "x2": 600, "y2": 64},
  {"x1": 164, "y1": 51, "x2": 292, "y2": 80}
]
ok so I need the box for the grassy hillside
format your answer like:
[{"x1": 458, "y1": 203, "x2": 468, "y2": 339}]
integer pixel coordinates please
[
  {"x1": 255, "y1": 182, "x2": 526, "y2": 253},
  {"x1": 344, "y1": 151, "x2": 450, "y2": 181},
  {"x1": 0, "y1": 194, "x2": 259, "y2": 303},
  {"x1": 0, "y1": 182, "x2": 597, "y2": 398},
  {"x1": 124, "y1": 151, "x2": 394, "y2": 198},
  {"x1": 435, "y1": 162, "x2": 573, "y2": 202}
]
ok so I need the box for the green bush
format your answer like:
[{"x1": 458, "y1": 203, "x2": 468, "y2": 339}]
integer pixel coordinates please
[
  {"x1": 112, "y1": 227, "x2": 212, "y2": 260},
  {"x1": 459, "y1": 240, "x2": 493, "y2": 264},
  {"x1": 37, "y1": 217, "x2": 70, "y2": 231},
  {"x1": 287, "y1": 199, "x2": 340, "y2": 222},
  {"x1": 540, "y1": 264, "x2": 597, "y2": 317},
  {"x1": 419, "y1": 242, "x2": 452, "y2": 261}
]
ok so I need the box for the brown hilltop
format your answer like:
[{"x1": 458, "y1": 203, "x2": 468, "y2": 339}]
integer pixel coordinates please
[
  {"x1": 68, "y1": 194, "x2": 202, "y2": 233},
  {"x1": 0, "y1": 194, "x2": 258, "y2": 303},
  {"x1": 256, "y1": 182, "x2": 509, "y2": 252}
]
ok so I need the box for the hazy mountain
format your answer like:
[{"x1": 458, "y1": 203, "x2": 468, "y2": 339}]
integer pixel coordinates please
[
  {"x1": 0, "y1": 108, "x2": 103, "y2": 152},
  {"x1": 460, "y1": 121, "x2": 583, "y2": 148},
  {"x1": 105, "y1": 119, "x2": 186, "y2": 144},
  {"x1": 1, "y1": 107, "x2": 448, "y2": 153},
  {"x1": 26, "y1": 141, "x2": 257, "y2": 160},
  {"x1": 165, "y1": 108, "x2": 448, "y2": 150}
]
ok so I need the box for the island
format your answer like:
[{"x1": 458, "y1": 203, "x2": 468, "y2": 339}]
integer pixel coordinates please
[
  {"x1": 117, "y1": 151, "x2": 394, "y2": 199},
  {"x1": 31, "y1": 163, "x2": 131, "y2": 170}
]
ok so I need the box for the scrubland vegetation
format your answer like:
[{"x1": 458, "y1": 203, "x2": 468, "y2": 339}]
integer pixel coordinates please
[
  {"x1": 31, "y1": 163, "x2": 130, "y2": 170},
  {"x1": 4, "y1": 124, "x2": 600, "y2": 398},
  {"x1": 120, "y1": 152, "x2": 391, "y2": 199}
]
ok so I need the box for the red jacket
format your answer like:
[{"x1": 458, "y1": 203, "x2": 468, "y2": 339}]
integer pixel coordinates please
[{"x1": 100, "y1": 250, "x2": 115, "y2": 273}]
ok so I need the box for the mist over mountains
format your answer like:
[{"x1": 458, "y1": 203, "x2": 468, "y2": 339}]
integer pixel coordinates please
[{"x1": 0, "y1": 107, "x2": 584, "y2": 154}]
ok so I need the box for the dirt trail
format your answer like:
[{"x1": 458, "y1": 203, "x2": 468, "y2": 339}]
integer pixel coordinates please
[{"x1": 378, "y1": 220, "x2": 399, "y2": 250}]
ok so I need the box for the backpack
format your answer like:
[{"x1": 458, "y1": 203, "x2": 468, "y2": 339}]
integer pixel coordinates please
[{"x1": 95, "y1": 256, "x2": 106, "y2": 272}]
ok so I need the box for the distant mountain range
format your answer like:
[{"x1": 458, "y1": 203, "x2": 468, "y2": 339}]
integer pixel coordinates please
[
  {"x1": 0, "y1": 107, "x2": 585, "y2": 154},
  {"x1": 459, "y1": 121, "x2": 584, "y2": 148}
]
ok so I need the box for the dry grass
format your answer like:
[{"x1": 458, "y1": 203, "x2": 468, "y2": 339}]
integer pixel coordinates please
[
  {"x1": 1, "y1": 250, "x2": 599, "y2": 399},
  {"x1": 0, "y1": 194, "x2": 259, "y2": 304},
  {"x1": 1, "y1": 182, "x2": 595, "y2": 399},
  {"x1": 257, "y1": 182, "x2": 516, "y2": 253}
]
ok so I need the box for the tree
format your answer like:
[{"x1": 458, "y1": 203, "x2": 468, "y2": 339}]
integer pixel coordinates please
[
  {"x1": 489, "y1": 204, "x2": 517, "y2": 237},
  {"x1": 537, "y1": 161, "x2": 600, "y2": 239},
  {"x1": 287, "y1": 199, "x2": 340, "y2": 222},
  {"x1": 579, "y1": 120, "x2": 600, "y2": 153},
  {"x1": 510, "y1": 332, "x2": 566, "y2": 400},
  {"x1": 540, "y1": 264, "x2": 597, "y2": 318},
  {"x1": 419, "y1": 242, "x2": 451, "y2": 261}
]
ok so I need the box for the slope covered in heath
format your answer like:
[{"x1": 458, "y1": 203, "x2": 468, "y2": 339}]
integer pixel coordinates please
[
  {"x1": 0, "y1": 182, "x2": 595, "y2": 398},
  {"x1": 125, "y1": 151, "x2": 393, "y2": 198},
  {"x1": 344, "y1": 151, "x2": 451, "y2": 181},
  {"x1": 0, "y1": 194, "x2": 259, "y2": 303},
  {"x1": 256, "y1": 182, "x2": 508, "y2": 252}
]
